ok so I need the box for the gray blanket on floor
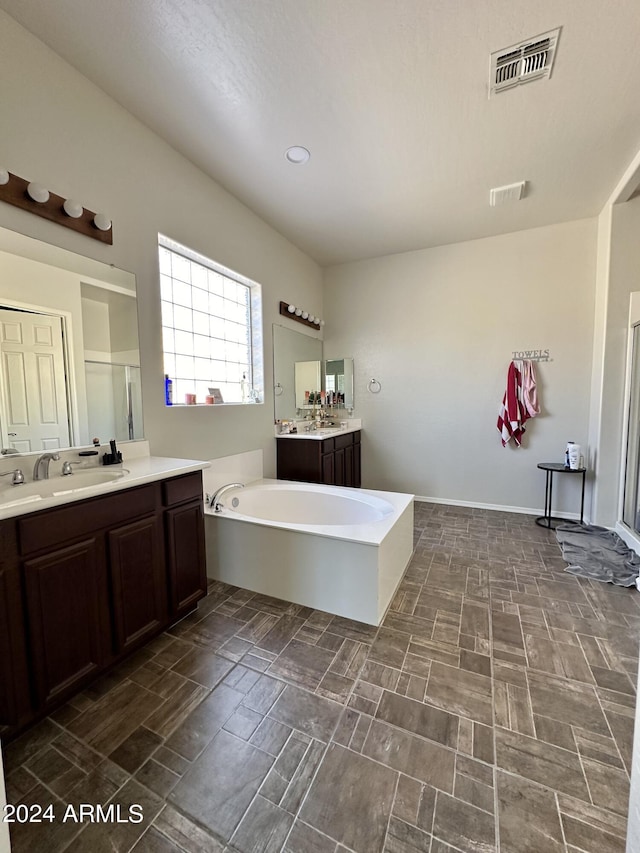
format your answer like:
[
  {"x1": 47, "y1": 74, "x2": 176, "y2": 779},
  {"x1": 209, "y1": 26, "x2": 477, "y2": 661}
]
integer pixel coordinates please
[{"x1": 555, "y1": 524, "x2": 640, "y2": 587}]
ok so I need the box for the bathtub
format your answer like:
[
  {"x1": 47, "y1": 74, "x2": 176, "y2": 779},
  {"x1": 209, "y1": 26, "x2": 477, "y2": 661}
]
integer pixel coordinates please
[{"x1": 204, "y1": 479, "x2": 414, "y2": 625}]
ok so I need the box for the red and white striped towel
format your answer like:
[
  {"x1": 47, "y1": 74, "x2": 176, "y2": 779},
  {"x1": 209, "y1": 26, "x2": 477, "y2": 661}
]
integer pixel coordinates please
[{"x1": 497, "y1": 360, "x2": 537, "y2": 447}]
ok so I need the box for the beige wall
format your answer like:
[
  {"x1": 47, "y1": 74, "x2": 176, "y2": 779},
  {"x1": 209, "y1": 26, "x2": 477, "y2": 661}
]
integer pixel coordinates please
[
  {"x1": 324, "y1": 219, "x2": 598, "y2": 515},
  {"x1": 0, "y1": 11, "x2": 323, "y2": 472}
]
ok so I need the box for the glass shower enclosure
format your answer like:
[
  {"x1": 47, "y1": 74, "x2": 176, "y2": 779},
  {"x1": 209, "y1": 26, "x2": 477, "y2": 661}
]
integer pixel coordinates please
[{"x1": 84, "y1": 361, "x2": 143, "y2": 443}]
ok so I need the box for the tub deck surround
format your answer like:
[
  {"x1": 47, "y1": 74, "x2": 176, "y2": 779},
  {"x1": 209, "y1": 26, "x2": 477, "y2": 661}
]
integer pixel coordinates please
[
  {"x1": 0, "y1": 453, "x2": 209, "y2": 520},
  {"x1": 205, "y1": 479, "x2": 414, "y2": 625},
  {"x1": 2, "y1": 503, "x2": 637, "y2": 853}
]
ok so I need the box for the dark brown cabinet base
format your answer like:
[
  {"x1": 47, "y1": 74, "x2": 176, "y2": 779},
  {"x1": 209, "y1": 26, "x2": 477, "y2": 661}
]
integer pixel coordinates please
[
  {"x1": 277, "y1": 430, "x2": 361, "y2": 487},
  {"x1": 0, "y1": 470, "x2": 207, "y2": 739}
]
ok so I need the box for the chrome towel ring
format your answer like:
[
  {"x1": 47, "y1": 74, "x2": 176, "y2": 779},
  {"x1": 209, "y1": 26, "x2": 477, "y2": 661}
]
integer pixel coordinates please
[{"x1": 368, "y1": 378, "x2": 381, "y2": 394}]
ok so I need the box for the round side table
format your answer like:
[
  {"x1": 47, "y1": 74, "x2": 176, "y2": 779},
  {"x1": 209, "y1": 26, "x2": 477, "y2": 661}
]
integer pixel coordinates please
[{"x1": 535, "y1": 462, "x2": 586, "y2": 530}]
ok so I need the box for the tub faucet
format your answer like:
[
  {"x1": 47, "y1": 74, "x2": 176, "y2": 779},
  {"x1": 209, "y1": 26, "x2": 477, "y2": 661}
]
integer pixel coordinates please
[
  {"x1": 208, "y1": 482, "x2": 244, "y2": 512},
  {"x1": 33, "y1": 452, "x2": 60, "y2": 481}
]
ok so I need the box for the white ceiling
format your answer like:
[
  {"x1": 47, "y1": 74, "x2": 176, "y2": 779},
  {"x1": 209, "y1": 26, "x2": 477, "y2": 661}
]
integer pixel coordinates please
[{"x1": 2, "y1": 0, "x2": 640, "y2": 266}]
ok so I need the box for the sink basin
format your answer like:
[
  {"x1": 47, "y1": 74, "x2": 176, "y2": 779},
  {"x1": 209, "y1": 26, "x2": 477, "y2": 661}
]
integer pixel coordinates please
[
  {"x1": 314, "y1": 428, "x2": 343, "y2": 436},
  {"x1": 51, "y1": 468, "x2": 129, "y2": 495},
  {"x1": 0, "y1": 468, "x2": 129, "y2": 507}
]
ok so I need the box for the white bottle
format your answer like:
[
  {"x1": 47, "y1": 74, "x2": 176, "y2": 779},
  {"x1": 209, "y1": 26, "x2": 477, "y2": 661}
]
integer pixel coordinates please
[
  {"x1": 565, "y1": 442, "x2": 575, "y2": 468},
  {"x1": 568, "y1": 443, "x2": 581, "y2": 470},
  {"x1": 241, "y1": 372, "x2": 249, "y2": 403}
]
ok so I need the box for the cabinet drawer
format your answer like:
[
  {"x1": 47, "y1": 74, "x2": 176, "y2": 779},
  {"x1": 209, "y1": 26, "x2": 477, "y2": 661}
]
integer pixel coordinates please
[
  {"x1": 335, "y1": 433, "x2": 355, "y2": 450},
  {"x1": 162, "y1": 472, "x2": 203, "y2": 506},
  {"x1": 18, "y1": 484, "x2": 158, "y2": 556}
]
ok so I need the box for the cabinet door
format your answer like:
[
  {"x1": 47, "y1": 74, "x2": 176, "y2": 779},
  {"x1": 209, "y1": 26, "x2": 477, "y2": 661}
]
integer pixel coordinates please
[
  {"x1": 24, "y1": 538, "x2": 106, "y2": 707},
  {"x1": 0, "y1": 520, "x2": 28, "y2": 727},
  {"x1": 109, "y1": 515, "x2": 167, "y2": 654},
  {"x1": 0, "y1": 566, "x2": 30, "y2": 727},
  {"x1": 353, "y1": 439, "x2": 361, "y2": 488},
  {"x1": 165, "y1": 500, "x2": 207, "y2": 620},
  {"x1": 322, "y1": 452, "x2": 335, "y2": 485},
  {"x1": 344, "y1": 444, "x2": 354, "y2": 487},
  {"x1": 334, "y1": 448, "x2": 346, "y2": 486}
]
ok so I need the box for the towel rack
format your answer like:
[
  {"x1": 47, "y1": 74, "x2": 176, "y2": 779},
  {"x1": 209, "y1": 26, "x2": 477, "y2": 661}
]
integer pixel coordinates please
[{"x1": 511, "y1": 350, "x2": 552, "y2": 363}]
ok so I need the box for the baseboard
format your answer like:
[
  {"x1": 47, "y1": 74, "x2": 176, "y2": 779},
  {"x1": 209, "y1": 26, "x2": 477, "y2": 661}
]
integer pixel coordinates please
[
  {"x1": 615, "y1": 521, "x2": 640, "y2": 556},
  {"x1": 413, "y1": 494, "x2": 582, "y2": 522}
]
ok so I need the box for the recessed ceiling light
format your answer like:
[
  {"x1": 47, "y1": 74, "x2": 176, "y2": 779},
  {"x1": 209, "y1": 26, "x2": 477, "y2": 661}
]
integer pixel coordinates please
[{"x1": 285, "y1": 146, "x2": 310, "y2": 165}]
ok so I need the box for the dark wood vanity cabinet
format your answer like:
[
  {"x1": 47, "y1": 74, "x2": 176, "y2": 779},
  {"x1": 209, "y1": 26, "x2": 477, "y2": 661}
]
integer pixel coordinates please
[
  {"x1": 277, "y1": 430, "x2": 361, "y2": 487},
  {"x1": 0, "y1": 471, "x2": 207, "y2": 737}
]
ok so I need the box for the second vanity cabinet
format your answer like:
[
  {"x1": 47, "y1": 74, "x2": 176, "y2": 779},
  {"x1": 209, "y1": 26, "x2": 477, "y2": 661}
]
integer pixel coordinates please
[
  {"x1": 0, "y1": 470, "x2": 207, "y2": 737},
  {"x1": 277, "y1": 430, "x2": 361, "y2": 487}
]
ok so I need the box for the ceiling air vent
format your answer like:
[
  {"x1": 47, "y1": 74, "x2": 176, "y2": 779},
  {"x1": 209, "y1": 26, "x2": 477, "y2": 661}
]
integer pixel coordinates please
[{"x1": 490, "y1": 28, "x2": 561, "y2": 97}]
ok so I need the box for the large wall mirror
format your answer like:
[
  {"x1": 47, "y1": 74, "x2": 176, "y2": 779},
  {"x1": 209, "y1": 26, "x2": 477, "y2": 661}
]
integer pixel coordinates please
[
  {"x1": 273, "y1": 324, "x2": 354, "y2": 421},
  {"x1": 0, "y1": 226, "x2": 143, "y2": 453}
]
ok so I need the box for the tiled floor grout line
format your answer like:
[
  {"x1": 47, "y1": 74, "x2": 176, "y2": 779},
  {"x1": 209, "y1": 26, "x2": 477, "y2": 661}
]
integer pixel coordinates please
[
  {"x1": 591, "y1": 681, "x2": 633, "y2": 781},
  {"x1": 379, "y1": 772, "x2": 401, "y2": 853},
  {"x1": 488, "y1": 587, "x2": 502, "y2": 853}
]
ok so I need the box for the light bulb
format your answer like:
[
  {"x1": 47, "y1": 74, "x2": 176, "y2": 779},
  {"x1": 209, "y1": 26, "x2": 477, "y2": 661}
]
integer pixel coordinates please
[
  {"x1": 320, "y1": 320, "x2": 325, "y2": 326},
  {"x1": 315, "y1": 318, "x2": 321, "y2": 326},
  {"x1": 309, "y1": 316, "x2": 315, "y2": 323},
  {"x1": 63, "y1": 199, "x2": 83, "y2": 218},
  {"x1": 93, "y1": 213, "x2": 112, "y2": 231},
  {"x1": 0, "y1": 169, "x2": 9, "y2": 186},
  {"x1": 27, "y1": 182, "x2": 49, "y2": 203},
  {"x1": 295, "y1": 308, "x2": 302, "y2": 316},
  {"x1": 287, "y1": 304, "x2": 295, "y2": 313},
  {"x1": 302, "y1": 311, "x2": 308, "y2": 320}
]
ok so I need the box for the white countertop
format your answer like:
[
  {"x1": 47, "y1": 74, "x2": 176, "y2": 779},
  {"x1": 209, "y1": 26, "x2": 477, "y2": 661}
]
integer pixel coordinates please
[
  {"x1": 277, "y1": 426, "x2": 361, "y2": 441},
  {"x1": 276, "y1": 418, "x2": 362, "y2": 440},
  {"x1": 0, "y1": 455, "x2": 208, "y2": 520}
]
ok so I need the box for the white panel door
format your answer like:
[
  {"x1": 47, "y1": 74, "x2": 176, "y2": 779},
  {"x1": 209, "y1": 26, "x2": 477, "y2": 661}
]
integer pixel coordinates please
[{"x1": 0, "y1": 309, "x2": 70, "y2": 451}]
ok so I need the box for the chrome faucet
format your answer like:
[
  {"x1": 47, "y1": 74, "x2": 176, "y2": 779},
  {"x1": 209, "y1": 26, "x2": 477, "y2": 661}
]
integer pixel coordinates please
[
  {"x1": 0, "y1": 469, "x2": 25, "y2": 485},
  {"x1": 208, "y1": 482, "x2": 244, "y2": 512},
  {"x1": 33, "y1": 452, "x2": 60, "y2": 481}
]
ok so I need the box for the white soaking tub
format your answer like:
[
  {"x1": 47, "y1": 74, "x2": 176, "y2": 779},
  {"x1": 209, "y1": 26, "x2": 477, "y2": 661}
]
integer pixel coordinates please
[{"x1": 204, "y1": 479, "x2": 414, "y2": 625}]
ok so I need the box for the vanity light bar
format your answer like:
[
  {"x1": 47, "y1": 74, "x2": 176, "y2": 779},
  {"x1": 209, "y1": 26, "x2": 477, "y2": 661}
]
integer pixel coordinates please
[
  {"x1": 279, "y1": 301, "x2": 324, "y2": 329},
  {"x1": 0, "y1": 169, "x2": 113, "y2": 245}
]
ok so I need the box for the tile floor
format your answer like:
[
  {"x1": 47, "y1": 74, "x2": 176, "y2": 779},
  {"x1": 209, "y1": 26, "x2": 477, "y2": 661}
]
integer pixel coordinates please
[{"x1": 3, "y1": 502, "x2": 639, "y2": 852}]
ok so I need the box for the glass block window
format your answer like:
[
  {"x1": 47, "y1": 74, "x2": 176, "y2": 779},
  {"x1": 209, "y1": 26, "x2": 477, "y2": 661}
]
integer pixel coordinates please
[{"x1": 158, "y1": 235, "x2": 263, "y2": 406}]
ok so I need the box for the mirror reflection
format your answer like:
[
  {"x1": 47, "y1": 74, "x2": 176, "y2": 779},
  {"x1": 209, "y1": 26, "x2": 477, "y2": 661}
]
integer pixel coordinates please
[
  {"x1": 273, "y1": 324, "x2": 354, "y2": 422},
  {"x1": 0, "y1": 226, "x2": 143, "y2": 453}
]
